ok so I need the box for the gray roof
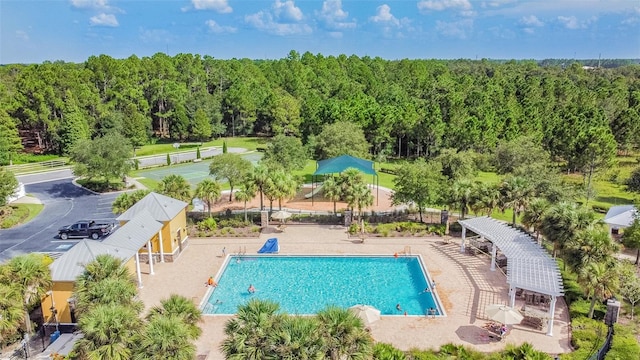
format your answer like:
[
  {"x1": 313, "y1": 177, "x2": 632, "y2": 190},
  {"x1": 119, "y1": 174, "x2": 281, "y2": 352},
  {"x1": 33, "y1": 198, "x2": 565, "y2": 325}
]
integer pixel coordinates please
[
  {"x1": 51, "y1": 210, "x2": 164, "y2": 282},
  {"x1": 603, "y1": 205, "x2": 637, "y2": 228},
  {"x1": 50, "y1": 240, "x2": 135, "y2": 282},
  {"x1": 458, "y1": 216, "x2": 564, "y2": 297},
  {"x1": 116, "y1": 192, "x2": 188, "y2": 222},
  {"x1": 104, "y1": 209, "x2": 163, "y2": 250}
]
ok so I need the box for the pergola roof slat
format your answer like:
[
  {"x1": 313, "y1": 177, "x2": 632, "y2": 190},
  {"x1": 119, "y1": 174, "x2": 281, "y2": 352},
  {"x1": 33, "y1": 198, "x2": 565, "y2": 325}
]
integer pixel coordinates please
[{"x1": 459, "y1": 216, "x2": 564, "y2": 297}]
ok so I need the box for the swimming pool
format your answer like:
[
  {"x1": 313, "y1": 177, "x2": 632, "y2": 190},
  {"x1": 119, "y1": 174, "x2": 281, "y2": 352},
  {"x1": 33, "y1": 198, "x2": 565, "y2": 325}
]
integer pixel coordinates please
[{"x1": 202, "y1": 255, "x2": 445, "y2": 317}]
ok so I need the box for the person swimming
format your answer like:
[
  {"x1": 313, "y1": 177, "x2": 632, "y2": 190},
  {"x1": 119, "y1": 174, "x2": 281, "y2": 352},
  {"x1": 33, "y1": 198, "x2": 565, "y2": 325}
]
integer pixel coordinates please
[
  {"x1": 248, "y1": 284, "x2": 256, "y2": 294},
  {"x1": 396, "y1": 303, "x2": 402, "y2": 312}
]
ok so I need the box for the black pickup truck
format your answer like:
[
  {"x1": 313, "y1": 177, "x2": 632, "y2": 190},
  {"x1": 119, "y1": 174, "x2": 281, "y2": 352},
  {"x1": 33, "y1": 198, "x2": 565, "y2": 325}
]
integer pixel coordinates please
[{"x1": 58, "y1": 220, "x2": 116, "y2": 240}]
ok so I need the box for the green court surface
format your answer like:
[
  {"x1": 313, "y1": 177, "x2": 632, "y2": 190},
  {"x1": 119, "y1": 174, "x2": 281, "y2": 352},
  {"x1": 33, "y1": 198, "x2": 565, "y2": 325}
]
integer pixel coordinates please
[{"x1": 136, "y1": 153, "x2": 262, "y2": 186}]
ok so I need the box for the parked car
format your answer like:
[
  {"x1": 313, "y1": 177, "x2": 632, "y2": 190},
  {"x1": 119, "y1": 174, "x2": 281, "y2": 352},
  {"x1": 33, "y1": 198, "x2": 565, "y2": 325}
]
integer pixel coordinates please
[{"x1": 58, "y1": 220, "x2": 115, "y2": 240}]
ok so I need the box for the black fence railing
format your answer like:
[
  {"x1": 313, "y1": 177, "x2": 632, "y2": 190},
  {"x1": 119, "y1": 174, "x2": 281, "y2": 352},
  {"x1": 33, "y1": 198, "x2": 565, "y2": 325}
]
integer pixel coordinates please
[{"x1": 590, "y1": 325, "x2": 614, "y2": 360}]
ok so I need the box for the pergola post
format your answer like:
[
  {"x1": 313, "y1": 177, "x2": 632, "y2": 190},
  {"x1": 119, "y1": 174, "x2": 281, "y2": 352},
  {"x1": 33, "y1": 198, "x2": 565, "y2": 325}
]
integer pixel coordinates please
[
  {"x1": 490, "y1": 243, "x2": 497, "y2": 271},
  {"x1": 135, "y1": 252, "x2": 143, "y2": 288},
  {"x1": 147, "y1": 240, "x2": 154, "y2": 275},
  {"x1": 509, "y1": 286, "x2": 516, "y2": 308},
  {"x1": 460, "y1": 226, "x2": 466, "y2": 253},
  {"x1": 159, "y1": 232, "x2": 165, "y2": 263},
  {"x1": 546, "y1": 296, "x2": 557, "y2": 336}
]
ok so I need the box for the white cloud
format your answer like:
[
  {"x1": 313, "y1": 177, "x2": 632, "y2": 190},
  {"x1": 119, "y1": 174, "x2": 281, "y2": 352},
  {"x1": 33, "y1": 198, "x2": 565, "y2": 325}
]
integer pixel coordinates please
[
  {"x1": 15, "y1": 30, "x2": 29, "y2": 41},
  {"x1": 245, "y1": 0, "x2": 311, "y2": 35},
  {"x1": 369, "y1": 5, "x2": 413, "y2": 38},
  {"x1": 191, "y1": 0, "x2": 232, "y2": 13},
  {"x1": 418, "y1": 0, "x2": 471, "y2": 12},
  {"x1": 245, "y1": 11, "x2": 312, "y2": 36},
  {"x1": 90, "y1": 13, "x2": 118, "y2": 27},
  {"x1": 273, "y1": 0, "x2": 303, "y2": 22},
  {"x1": 205, "y1": 20, "x2": 237, "y2": 33},
  {"x1": 70, "y1": 0, "x2": 109, "y2": 9},
  {"x1": 317, "y1": 0, "x2": 356, "y2": 30},
  {"x1": 370, "y1": 4, "x2": 399, "y2": 26},
  {"x1": 520, "y1": 15, "x2": 544, "y2": 27},
  {"x1": 557, "y1": 15, "x2": 597, "y2": 29},
  {"x1": 622, "y1": 7, "x2": 640, "y2": 24},
  {"x1": 481, "y1": 0, "x2": 516, "y2": 8},
  {"x1": 435, "y1": 19, "x2": 473, "y2": 38}
]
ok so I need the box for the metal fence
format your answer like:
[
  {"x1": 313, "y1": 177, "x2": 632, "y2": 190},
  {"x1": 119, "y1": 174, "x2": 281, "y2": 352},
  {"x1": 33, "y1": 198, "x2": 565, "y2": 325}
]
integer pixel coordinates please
[{"x1": 589, "y1": 325, "x2": 614, "y2": 360}]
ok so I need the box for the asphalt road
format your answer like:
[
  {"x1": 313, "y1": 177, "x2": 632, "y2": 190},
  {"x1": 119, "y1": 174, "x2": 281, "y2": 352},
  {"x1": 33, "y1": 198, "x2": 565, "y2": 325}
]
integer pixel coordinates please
[
  {"x1": 0, "y1": 147, "x2": 248, "y2": 262},
  {"x1": 0, "y1": 177, "x2": 120, "y2": 262}
]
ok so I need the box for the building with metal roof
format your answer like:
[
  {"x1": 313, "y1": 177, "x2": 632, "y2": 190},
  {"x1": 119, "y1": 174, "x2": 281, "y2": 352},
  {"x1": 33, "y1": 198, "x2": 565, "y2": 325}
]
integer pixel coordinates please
[
  {"x1": 603, "y1": 205, "x2": 637, "y2": 233},
  {"x1": 42, "y1": 193, "x2": 188, "y2": 328},
  {"x1": 116, "y1": 192, "x2": 189, "y2": 262},
  {"x1": 458, "y1": 216, "x2": 564, "y2": 336}
]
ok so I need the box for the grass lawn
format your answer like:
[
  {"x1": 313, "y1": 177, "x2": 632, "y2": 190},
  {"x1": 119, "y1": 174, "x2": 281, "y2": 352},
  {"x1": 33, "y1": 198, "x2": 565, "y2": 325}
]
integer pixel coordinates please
[
  {"x1": 134, "y1": 137, "x2": 266, "y2": 157},
  {"x1": 0, "y1": 203, "x2": 44, "y2": 228}
]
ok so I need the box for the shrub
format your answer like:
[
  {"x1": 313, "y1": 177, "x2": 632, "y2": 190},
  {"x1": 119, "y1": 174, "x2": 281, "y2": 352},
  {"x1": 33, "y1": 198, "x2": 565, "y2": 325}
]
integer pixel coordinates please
[
  {"x1": 592, "y1": 204, "x2": 610, "y2": 214},
  {"x1": 606, "y1": 324, "x2": 640, "y2": 359},
  {"x1": 406, "y1": 349, "x2": 439, "y2": 360},
  {"x1": 198, "y1": 217, "x2": 217, "y2": 231},
  {"x1": 166, "y1": 153, "x2": 171, "y2": 165},
  {"x1": 373, "y1": 342, "x2": 406, "y2": 360},
  {"x1": 570, "y1": 316, "x2": 607, "y2": 351}
]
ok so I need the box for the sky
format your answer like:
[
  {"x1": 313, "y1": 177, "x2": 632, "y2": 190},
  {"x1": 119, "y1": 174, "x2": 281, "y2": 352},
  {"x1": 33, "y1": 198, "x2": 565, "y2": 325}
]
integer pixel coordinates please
[{"x1": 1, "y1": 0, "x2": 639, "y2": 64}]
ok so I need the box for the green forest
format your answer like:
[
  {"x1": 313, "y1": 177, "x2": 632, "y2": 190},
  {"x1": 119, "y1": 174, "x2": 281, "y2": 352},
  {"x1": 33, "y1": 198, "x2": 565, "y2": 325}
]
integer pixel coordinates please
[{"x1": 1, "y1": 51, "x2": 639, "y2": 167}]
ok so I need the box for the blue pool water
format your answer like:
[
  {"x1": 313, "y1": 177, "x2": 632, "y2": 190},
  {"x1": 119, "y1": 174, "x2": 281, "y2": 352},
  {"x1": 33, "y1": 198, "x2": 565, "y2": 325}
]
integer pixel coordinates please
[{"x1": 203, "y1": 255, "x2": 443, "y2": 316}]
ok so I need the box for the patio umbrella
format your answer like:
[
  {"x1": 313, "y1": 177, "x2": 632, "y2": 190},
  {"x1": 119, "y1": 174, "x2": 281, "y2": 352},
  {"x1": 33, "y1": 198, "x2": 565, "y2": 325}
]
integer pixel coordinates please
[
  {"x1": 485, "y1": 304, "x2": 523, "y2": 325},
  {"x1": 349, "y1": 304, "x2": 381, "y2": 325},
  {"x1": 271, "y1": 210, "x2": 292, "y2": 222}
]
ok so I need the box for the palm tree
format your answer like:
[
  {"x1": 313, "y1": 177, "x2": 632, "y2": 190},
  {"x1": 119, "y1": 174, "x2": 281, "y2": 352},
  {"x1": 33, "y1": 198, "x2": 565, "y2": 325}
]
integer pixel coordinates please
[
  {"x1": 157, "y1": 174, "x2": 192, "y2": 202},
  {"x1": 499, "y1": 176, "x2": 535, "y2": 225},
  {"x1": 270, "y1": 170, "x2": 299, "y2": 210},
  {"x1": 540, "y1": 202, "x2": 597, "y2": 259},
  {"x1": 470, "y1": 182, "x2": 500, "y2": 217},
  {"x1": 0, "y1": 253, "x2": 52, "y2": 340},
  {"x1": 316, "y1": 306, "x2": 373, "y2": 360},
  {"x1": 74, "y1": 255, "x2": 140, "y2": 316},
  {"x1": 0, "y1": 283, "x2": 25, "y2": 344},
  {"x1": 146, "y1": 294, "x2": 202, "y2": 340},
  {"x1": 578, "y1": 261, "x2": 620, "y2": 319},
  {"x1": 501, "y1": 343, "x2": 550, "y2": 360},
  {"x1": 134, "y1": 315, "x2": 196, "y2": 360},
  {"x1": 193, "y1": 178, "x2": 221, "y2": 217},
  {"x1": 346, "y1": 182, "x2": 373, "y2": 221},
  {"x1": 448, "y1": 179, "x2": 474, "y2": 220},
  {"x1": 566, "y1": 228, "x2": 619, "y2": 272},
  {"x1": 269, "y1": 316, "x2": 325, "y2": 360},
  {"x1": 73, "y1": 303, "x2": 142, "y2": 360},
  {"x1": 322, "y1": 175, "x2": 342, "y2": 215},
  {"x1": 111, "y1": 190, "x2": 150, "y2": 214},
  {"x1": 234, "y1": 181, "x2": 257, "y2": 223},
  {"x1": 221, "y1": 299, "x2": 284, "y2": 359},
  {"x1": 521, "y1": 198, "x2": 550, "y2": 243},
  {"x1": 75, "y1": 277, "x2": 143, "y2": 317},
  {"x1": 248, "y1": 164, "x2": 270, "y2": 210}
]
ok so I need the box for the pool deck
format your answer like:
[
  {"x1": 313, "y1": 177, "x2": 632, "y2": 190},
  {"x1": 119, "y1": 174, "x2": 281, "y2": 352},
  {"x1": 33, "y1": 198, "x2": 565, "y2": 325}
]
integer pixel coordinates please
[{"x1": 136, "y1": 225, "x2": 572, "y2": 359}]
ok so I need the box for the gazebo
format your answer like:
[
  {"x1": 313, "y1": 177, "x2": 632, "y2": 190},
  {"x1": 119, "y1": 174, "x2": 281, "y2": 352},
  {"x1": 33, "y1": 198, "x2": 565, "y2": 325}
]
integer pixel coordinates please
[
  {"x1": 458, "y1": 216, "x2": 564, "y2": 336},
  {"x1": 311, "y1": 155, "x2": 379, "y2": 205}
]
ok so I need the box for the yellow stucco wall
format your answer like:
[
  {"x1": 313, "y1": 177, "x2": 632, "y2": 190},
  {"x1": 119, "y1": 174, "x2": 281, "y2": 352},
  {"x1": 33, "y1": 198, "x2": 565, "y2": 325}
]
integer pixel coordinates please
[
  {"x1": 163, "y1": 208, "x2": 187, "y2": 254},
  {"x1": 41, "y1": 282, "x2": 75, "y2": 324}
]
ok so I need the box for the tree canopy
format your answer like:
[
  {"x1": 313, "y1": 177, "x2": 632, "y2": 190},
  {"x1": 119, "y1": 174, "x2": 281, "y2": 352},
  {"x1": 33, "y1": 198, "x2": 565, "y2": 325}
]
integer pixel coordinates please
[{"x1": 69, "y1": 133, "x2": 133, "y2": 182}]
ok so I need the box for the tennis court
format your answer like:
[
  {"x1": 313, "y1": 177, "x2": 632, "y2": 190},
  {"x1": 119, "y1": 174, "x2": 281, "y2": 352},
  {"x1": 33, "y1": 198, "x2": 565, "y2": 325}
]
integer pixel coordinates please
[{"x1": 136, "y1": 153, "x2": 262, "y2": 186}]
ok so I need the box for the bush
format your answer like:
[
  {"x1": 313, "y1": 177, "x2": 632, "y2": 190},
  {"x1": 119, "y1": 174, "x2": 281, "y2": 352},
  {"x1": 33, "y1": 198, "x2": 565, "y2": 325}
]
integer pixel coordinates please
[
  {"x1": 373, "y1": 343, "x2": 406, "y2": 360},
  {"x1": 570, "y1": 316, "x2": 608, "y2": 351},
  {"x1": 606, "y1": 324, "x2": 640, "y2": 359},
  {"x1": 380, "y1": 167, "x2": 397, "y2": 175},
  {"x1": 406, "y1": 349, "x2": 439, "y2": 360},
  {"x1": 198, "y1": 217, "x2": 217, "y2": 231}
]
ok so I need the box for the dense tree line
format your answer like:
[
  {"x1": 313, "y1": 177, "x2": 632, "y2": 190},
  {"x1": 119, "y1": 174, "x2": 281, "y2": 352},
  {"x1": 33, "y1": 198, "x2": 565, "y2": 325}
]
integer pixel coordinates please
[{"x1": 1, "y1": 52, "x2": 639, "y2": 165}]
